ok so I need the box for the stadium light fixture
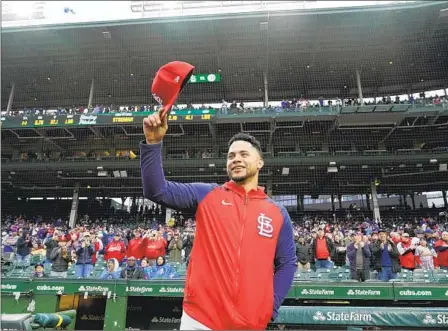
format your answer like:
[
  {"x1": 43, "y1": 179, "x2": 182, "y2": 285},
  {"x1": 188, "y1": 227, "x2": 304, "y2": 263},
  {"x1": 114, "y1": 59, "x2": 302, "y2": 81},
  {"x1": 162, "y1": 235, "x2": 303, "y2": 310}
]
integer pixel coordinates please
[
  {"x1": 329, "y1": 161, "x2": 336, "y2": 166},
  {"x1": 113, "y1": 170, "x2": 120, "y2": 177},
  {"x1": 344, "y1": 86, "x2": 347, "y2": 89},
  {"x1": 430, "y1": 159, "x2": 437, "y2": 164},
  {"x1": 327, "y1": 167, "x2": 338, "y2": 173},
  {"x1": 340, "y1": 165, "x2": 346, "y2": 170},
  {"x1": 130, "y1": 73, "x2": 134, "y2": 76},
  {"x1": 362, "y1": 165, "x2": 368, "y2": 169},
  {"x1": 389, "y1": 61, "x2": 393, "y2": 65},
  {"x1": 440, "y1": 164, "x2": 447, "y2": 171},
  {"x1": 309, "y1": 166, "x2": 315, "y2": 170},
  {"x1": 47, "y1": 77, "x2": 51, "y2": 80},
  {"x1": 416, "y1": 164, "x2": 422, "y2": 167},
  {"x1": 282, "y1": 168, "x2": 290, "y2": 175},
  {"x1": 120, "y1": 170, "x2": 128, "y2": 178}
]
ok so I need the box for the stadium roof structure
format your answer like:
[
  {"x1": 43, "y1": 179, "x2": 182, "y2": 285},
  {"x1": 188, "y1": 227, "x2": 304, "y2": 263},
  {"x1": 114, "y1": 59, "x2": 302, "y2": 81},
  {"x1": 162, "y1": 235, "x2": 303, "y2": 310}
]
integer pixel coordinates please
[{"x1": 1, "y1": 0, "x2": 448, "y2": 109}]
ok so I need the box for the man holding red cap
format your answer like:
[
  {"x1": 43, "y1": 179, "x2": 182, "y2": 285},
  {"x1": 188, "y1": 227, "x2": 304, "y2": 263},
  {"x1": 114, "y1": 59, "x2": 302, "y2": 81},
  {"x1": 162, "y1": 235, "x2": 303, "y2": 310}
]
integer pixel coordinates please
[{"x1": 140, "y1": 64, "x2": 296, "y2": 331}]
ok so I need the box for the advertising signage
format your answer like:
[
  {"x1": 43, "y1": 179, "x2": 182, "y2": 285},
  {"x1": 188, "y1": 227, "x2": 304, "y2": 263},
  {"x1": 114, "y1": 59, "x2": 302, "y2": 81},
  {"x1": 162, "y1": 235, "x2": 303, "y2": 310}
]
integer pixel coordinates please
[{"x1": 1, "y1": 109, "x2": 215, "y2": 129}]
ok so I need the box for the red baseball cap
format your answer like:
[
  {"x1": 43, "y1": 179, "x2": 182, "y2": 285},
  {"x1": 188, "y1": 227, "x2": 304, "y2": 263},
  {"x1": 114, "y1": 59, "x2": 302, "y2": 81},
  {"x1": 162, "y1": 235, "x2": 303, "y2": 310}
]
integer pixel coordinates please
[{"x1": 151, "y1": 61, "x2": 195, "y2": 118}]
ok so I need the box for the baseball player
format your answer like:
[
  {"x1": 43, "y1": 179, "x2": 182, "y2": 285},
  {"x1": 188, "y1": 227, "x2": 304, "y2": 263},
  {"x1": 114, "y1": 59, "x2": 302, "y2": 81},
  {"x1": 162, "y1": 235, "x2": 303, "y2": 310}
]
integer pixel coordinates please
[{"x1": 140, "y1": 110, "x2": 296, "y2": 330}]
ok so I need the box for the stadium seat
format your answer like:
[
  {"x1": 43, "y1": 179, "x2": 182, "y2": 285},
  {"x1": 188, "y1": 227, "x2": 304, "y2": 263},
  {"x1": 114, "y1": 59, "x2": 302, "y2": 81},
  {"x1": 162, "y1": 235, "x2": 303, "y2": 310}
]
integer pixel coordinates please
[
  {"x1": 30, "y1": 254, "x2": 45, "y2": 266},
  {"x1": 433, "y1": 270, "x2": 448, "y2": 283},
  {"x1": 328, "y1": 271, "x2": 350, "y2": 282},
  {"x1": 6, "y1": 267, "x2": 25, "y2": 278},
  {"x1": 397, "y1": 270, "x2": 413, "y2": 282},
  {"x1": 295, "y1": 270, "x2": 313, "y2": 281}
]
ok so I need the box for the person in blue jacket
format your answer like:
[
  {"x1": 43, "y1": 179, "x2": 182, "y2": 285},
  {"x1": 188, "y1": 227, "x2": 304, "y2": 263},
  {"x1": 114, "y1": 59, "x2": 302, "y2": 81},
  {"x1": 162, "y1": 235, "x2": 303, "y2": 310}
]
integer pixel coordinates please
[
  {"x1": 99, "y1": 258, "x2": 120, "y2": 280},
  {"x1": 149, "y1": 256, "x2": 179, "y2": 279}
]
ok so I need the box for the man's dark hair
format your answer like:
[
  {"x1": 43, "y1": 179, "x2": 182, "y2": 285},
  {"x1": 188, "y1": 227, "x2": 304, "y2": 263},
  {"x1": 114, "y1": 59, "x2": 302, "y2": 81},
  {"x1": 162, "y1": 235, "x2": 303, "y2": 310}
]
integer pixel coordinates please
[{"x1": 227, "y1": 133, "x2": 263, "y2": 157}]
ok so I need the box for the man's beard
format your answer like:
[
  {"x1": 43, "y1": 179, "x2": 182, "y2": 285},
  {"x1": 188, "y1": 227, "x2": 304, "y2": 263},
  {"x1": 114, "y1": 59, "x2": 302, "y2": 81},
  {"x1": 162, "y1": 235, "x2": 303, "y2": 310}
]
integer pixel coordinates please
[
  {"x1": 231, "y1": 174, "x2": 247, "y2": 183},
  {"x1": 228, "y1": 168, "x2": 247, "y2": 183}
]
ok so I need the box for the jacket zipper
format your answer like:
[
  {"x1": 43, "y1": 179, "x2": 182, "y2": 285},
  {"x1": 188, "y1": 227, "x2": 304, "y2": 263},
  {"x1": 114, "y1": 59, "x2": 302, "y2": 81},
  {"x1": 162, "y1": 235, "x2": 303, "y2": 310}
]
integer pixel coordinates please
[{"x1": 233, "y1": 193, "x2": 248, "y2": 321}]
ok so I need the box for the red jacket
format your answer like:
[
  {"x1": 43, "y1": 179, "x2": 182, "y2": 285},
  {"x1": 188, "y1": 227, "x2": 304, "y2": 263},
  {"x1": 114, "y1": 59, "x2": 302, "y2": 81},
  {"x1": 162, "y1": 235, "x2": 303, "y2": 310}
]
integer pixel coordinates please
[
  {"x1": 397, "y1": 240, "x2": 416, "y2": 269},
  {"x1": 127, "y1": 237, "x2": 144, "y2": 260},
  {"x1": 434, "y1": 240, "x2": 448, "y2": 267},
  {"x1": 141, "y1": 237, "x2": 166, "y2": 260},
  {"x1": 104, "y1": 240, "x2": 126, "y2": 262},
  {"x1": 92, "y1": 240, "x2": 103, "y2": 265},
  {"x1": 141, "y1": 142, "x2": 296, "y2": 330}
]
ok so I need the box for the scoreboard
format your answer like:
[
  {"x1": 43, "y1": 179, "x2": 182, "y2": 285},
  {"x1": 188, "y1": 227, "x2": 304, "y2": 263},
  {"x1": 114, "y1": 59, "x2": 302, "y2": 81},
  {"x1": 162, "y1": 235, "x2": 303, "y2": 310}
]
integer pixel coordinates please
[{"x1": 1, "y1": 109, "x2": 215, "y2": 129}]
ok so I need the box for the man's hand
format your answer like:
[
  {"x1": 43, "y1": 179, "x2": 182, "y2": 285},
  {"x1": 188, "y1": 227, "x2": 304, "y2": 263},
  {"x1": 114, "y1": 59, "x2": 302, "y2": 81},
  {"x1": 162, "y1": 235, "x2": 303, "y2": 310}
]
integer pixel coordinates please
[{"x1": 143, "y1": 109, "x2": 168, "y2": 144}]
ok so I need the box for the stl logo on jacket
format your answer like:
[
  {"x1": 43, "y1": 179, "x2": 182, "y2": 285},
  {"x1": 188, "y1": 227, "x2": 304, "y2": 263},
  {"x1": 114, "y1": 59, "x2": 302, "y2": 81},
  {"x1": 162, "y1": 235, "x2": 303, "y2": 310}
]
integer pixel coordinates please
[{"x1": 257, "y1": 213, "x2": 274, "y2": 238}]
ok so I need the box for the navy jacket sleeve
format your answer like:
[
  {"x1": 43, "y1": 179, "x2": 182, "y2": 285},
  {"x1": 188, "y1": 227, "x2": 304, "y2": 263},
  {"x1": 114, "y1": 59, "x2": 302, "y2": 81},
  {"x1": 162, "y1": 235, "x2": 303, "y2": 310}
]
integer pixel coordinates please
[
  {"x1": 140, "y1": 141, "x2": 216, "y2": 211},
  {"x1": 272, "y1": 208, "x2": 297, "y2": 321}
]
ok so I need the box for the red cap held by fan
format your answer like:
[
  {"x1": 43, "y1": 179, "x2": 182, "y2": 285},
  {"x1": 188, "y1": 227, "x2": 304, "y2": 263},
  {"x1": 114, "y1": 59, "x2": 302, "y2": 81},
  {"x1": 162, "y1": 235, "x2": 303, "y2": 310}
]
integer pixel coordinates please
[{"x1": 151, "y1": 61, "x2": 195, "y2": 118}]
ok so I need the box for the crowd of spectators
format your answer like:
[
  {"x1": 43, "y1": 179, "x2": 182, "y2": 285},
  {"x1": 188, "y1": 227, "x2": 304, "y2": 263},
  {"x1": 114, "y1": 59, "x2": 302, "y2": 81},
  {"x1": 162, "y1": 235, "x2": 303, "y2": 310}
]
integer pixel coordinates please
[
  {"x1": 2, "y1": 211, "x2": 447, "y2": 282},
  {"x1": 293, "y1": 214, "x2": 448, "y2": 281},
  {"x1": 2, "y1": 93, "x2": 446, "y2": 118}
]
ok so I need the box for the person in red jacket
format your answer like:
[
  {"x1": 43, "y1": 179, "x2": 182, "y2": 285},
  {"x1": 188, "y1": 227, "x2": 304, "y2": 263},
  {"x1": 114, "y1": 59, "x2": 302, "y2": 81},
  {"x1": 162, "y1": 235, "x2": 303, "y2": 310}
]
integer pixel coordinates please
[
  {"x1": 141, "y1": 230, "x2": 166, "y2": 260},
  {"x1": 397, "y1": 233, "x2": 416, "y2": 271},
  {"x1": 141, "y1": 105, "x2": 296, "y2": 330},
  {"x1": 127, "y1": 230, "x2": 144, "y2": 261},
  {"x1": 104, "y1": 233, "x2": 126, "y2": 263},
  {"x1": 434, "y1": 231, "x2": 448, "y2": 270}
]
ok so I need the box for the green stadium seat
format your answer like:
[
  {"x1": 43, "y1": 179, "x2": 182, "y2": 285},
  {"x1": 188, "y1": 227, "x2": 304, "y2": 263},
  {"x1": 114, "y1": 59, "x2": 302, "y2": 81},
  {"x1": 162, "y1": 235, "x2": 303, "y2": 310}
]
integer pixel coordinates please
[
  {"x1": 295, "y1": 270, "x2": 313, "y2": 281},
  {"x1": 312, "y1": 272, "x2": 330, "y2": 282},
  {"x1": 369, "y1": 271, "x2": 379, "y2": 280},
  {"x1": 412, "y1": 270, "x2": 434, "y2": 282},
  {"x1": 328, "y1": 271, "x2": 350, "y2": 282},
  {"x1": 29, "y1": 254, "x2": 45, "y2": 266},
  {"x1": 397, "y1": 270, "x2": 413, "y2": 281},
  {"x1": 6, "y1": 267, "x2": 25, "y2": 278},
  {"x1": 433, "y1": 269, "x2": 448, "y2": 283}
]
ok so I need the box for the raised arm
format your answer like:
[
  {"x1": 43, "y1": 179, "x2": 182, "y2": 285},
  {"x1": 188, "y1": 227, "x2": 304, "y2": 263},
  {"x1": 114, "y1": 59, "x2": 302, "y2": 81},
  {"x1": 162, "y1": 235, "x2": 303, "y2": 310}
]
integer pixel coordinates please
[
  {"x1": 141, "y1": 110, "x2": 216, "y2": 212},
  {"x1": 140, "y1": 142, "x2": 215, "y2": 211}
]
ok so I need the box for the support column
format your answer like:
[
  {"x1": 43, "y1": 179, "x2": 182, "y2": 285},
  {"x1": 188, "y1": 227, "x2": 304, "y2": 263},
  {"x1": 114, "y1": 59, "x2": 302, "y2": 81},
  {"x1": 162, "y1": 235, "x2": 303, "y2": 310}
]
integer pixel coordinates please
[
  {"x1": 297, "y1": 195, "x2": 304, "y2": 213},
  {"x1": 356, "y1": 69, "x2": 363, "y2": 105},
  {"x1": 331, "y1": 194, "x2": 335, "y2": 212},
  {"x1": 411, "y1": 192, "x2": 416, "y2": 210},
  {"x1": 6, "y1": 83, "x2": 15, "y2": 113},
  {"x1": 263, "y1": 72, "x2": 269, "y2": 108},
  {"x1": 338, "y1": 194, "x2": 343, "y2": 210},
  {"x1": 365, "y1": 194, "x2": 371, "y2": 211},
  {"x1": 88, "y1": 78, "x2": 94, "y2": 109},
  {"x1": 443, "y1": 190, "x2": 448, "y2": 208},
  {"x1": 68, "y1": 183, "x2": 80, "y2": 229},
  {"x1": 370, "y1": 182, "x2": 381, "y2": 222}
]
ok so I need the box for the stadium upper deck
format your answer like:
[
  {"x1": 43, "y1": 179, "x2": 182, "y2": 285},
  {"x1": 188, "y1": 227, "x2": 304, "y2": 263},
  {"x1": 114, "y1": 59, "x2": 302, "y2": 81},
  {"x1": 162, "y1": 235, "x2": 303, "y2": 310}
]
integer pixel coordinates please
[{"x1": 1, "y1": 1, "x2": 448, "y2": 200}]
